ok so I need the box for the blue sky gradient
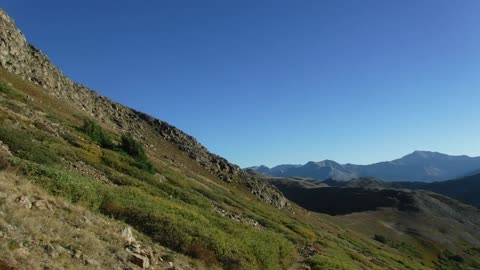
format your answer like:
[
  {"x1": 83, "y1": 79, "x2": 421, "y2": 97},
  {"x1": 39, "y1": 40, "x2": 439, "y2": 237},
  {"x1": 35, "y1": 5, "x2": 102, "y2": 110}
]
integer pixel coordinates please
[{"x1": 3, "y1": 1, "x2": 480, "y2": 167}]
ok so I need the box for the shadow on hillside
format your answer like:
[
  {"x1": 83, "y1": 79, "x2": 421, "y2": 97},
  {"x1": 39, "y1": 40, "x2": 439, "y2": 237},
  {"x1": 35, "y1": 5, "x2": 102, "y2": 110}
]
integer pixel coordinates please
[{"x1": 275, "y1": 186, "x2": 418, "y2": 215}]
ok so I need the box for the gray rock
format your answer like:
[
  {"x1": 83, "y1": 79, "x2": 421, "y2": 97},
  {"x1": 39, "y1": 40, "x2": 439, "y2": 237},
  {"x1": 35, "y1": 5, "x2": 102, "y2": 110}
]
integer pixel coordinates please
[
  {"x1": 54, "y1": 244, "x2": 69, "y2": 255},
  {"x1": 83, "y1": 256, "x2": 100, "y2": 267},
  {"x1": 33, "y1": 200, "x2": 51, "y2": 210},
  {"x1": 81, "y1": 215, "x2": 93, "y2": 225},
  {"x1": 130, "y1": 253, "x2": 150, "y2": 269},
  {"x1": 44, "y1": 244, "x2": 59, "y2": 258},
  {"x1": 16, "y1": 196, "x2": 32, "y2": 209},
  {"x1": 121, "y1": 227, "x2": 136, "y2": 244},
  {"x1": 72, "y1": 249, "x2": 82, "y2": 259}
]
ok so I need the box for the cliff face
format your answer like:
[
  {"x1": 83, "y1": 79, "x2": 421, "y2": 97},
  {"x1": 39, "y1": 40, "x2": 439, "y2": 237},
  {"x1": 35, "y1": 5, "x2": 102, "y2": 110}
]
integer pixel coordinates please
[{"x1": 0, "y1": 8, "x2": 287, "y2": 207}]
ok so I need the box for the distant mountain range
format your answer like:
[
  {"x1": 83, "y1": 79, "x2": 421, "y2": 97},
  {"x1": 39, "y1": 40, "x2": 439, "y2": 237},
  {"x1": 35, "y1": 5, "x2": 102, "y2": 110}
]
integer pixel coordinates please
[{"x1": 248, "y1": 151, "x2": 480, "y2": 182}]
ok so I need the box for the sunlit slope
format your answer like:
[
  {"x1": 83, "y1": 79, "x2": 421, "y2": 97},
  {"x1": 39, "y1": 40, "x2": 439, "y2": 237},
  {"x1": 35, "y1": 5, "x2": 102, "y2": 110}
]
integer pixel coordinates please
[
  {"x1": 1, "y1": 7, "x2": 478, "y2": 270},
  {"x1": 0, "y1": 65, "x2": 443, "y2": 269}
]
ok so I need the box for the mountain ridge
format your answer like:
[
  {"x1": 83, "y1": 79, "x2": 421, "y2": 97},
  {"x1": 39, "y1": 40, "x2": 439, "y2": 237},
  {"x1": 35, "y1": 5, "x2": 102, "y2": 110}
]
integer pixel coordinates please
[{"x1": 249, "y1": 150, "x2": 480, "y2": 182}]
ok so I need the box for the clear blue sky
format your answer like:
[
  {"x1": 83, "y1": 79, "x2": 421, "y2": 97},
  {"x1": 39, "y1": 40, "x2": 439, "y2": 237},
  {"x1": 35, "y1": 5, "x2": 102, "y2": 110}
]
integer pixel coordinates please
[{"x1": 3, "y1": 1, "x2": 480, "y2": 167}]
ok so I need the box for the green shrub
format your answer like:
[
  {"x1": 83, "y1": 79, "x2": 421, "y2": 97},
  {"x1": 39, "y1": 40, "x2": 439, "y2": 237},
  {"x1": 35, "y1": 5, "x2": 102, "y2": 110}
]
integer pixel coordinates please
[
  {"x1": 100, "y1": 187, "x2": 294, "y2": 270},
  {"x1": 119, "y1": 133, "x2": 154, "y2": 173},
  {"x1": 120, "y1": 133, "x2": 146, "y2": 159},
  {"x1": 80, "y1": 119, "x2": 113, "y2": 148},
  {"x1": 18, "y1": 162, "x2": 105, "y2": 210},
  {"x1": 61, "y1": 131, "x2": 81, "y2": 147},
  {"x1": 0, "y1": 82, "x2": 14, "y2": 95},
  {"x1": 307, "y1": 254, "x2": 352, "y2": 270},
  {"x1": 287, "y1": 223, "x2": 316, "y2": 240},
  {"x1": 0, "y1": 82, "x2": 25, "y2": 101},
  {"x1": 0, "y1": 127, "x2": 59, "y2": 165},
  {"x1": 101, "y1": 149, "x2": 156, "y2": 181}
]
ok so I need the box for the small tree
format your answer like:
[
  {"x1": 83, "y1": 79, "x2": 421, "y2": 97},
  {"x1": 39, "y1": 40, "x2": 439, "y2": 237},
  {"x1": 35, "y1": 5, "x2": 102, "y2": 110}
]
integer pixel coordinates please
[
  {"x1": 120, "y1": 133, "x2": 146, "y2": 160},
  {"x1": 120, "y1": 133, "x2": 154, "y2": 173},
  {"x1": 81, "y1": 119, "x2": 113, "y2": 148}
]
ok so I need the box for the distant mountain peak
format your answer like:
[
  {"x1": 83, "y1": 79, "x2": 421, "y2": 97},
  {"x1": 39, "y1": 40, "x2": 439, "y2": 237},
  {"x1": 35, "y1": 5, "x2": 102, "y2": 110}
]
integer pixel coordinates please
[
  {"x1": 249, "y1": 151, "x2": 480, "y2": 182},
  {"x1": 400, "y1": 150, "x2": 443, "y2": 160},
  {"x1": 410, "y1": 150, "x2": 441, "y2": 157}
]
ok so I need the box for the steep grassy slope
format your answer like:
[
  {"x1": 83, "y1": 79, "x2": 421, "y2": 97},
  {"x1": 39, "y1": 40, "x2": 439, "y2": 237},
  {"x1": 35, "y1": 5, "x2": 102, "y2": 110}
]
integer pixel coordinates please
[
  {"x1": 0, "y1": 67, "x2": 444, "y2": 269},
  {"x1": 1, "y1": 7, "x2": 479, "y2": 270},
  {"x1": 0, "y1": 71, "x2": 295, "y2": 269},
  {"x1": 0, "y1": 172, "x2": 199, "y2": 270}
]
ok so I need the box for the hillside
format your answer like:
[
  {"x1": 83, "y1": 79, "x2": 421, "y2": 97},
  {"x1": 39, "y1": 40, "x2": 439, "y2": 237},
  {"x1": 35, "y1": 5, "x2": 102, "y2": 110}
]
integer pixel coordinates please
[
  {"x1": 0, "y1": 172, "x2": 197, "y2": 270},
  {"x1": 0, "y1": 7, "x2": 462, "y2": 269},
  {"x1": 264, "y1": 174, "x2": 480, "y2": 269},
  {"x1": 250, "y1": 151, "x2": 480, "y2": 182},
  {"x1": 1, "y1": 7, "x2": 480, "y2": 270},
  {"x1": 318, "y1": 175, "x2": 480, "y2": 209},
  {"x1": 418, "y1": 174, "x2": 480, "y2": 208}
]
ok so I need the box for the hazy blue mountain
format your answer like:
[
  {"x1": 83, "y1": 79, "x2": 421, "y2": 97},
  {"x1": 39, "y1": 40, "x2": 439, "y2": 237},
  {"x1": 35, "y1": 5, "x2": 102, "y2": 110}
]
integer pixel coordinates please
[{"x1": 249, "y1": 151, "x2": 480, "y2": 182}]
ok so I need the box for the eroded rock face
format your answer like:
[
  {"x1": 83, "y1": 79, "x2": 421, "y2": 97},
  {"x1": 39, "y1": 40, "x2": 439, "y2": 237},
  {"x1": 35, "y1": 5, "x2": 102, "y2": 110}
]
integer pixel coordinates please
[
  {"x1": 0, "y1": 8, "x2": 287, "y2": 208},
  {"x1": 241, "y1": 171, "x2": 289, "y2": 209}
]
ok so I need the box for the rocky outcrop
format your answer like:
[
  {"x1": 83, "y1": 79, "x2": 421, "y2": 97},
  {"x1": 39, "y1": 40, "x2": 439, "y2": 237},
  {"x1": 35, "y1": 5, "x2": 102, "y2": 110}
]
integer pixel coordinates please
[
  {"x1": 241, "y1": 171, "x2": 289, "y2": 209},
  {"x1": 0, "y1": 8, "x2": 295, "y2": 209},
  {"x1": 213, "y1": 205, "x2": 261, "y2": 227}
]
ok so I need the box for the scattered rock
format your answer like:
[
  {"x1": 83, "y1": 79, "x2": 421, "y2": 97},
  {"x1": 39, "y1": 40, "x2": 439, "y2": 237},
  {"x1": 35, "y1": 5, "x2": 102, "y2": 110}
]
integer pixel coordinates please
[
  {"x1": 15, "y1": 247, "x2": 29, "y2": 257},
  {"x1": 130, "y1": 253, "x2": 150, "y2": 269},
  {"x1": 33, "y1": 200, "x2": 51, "y2": 210},
  {"x1": 213, "y1": 205, "x2": 261, "y2": 227},
  {"x1": 15, "y1": 196, "x2": 32, "y2": 209},
  {"x1": 0, "y1": 140, "x2": 12, "y2": 156},
  {"x1": 3, "y1": 224, "x2": 16, "y2": 232},
  {"x1": 72, "y1": 249, "x2": 82, "y2": 260},
  {"x1": 298, "y1": 245, "x2": 317, "y2": 257},
  {"x1": 69, "y1": 161, "x2": 112, "y2": 185},
  {"x1": 83, "y1": 256, "x2": 99, "y2": 267},
  {"x1": 54, "y1": 245, "x2": 69, "y2": 255},
  {"x1": 144, "y1": 249, "x2": 157, "y2": 266},
  {"x1": 126, "y1": 243, "x2": 142, "y2": 254},
  {"x1": 81, "y1": 215, "x2": 93, "y2": 225},
  {"x1": 44, "y1": 244, "x2": 59, "y2": 258},
  {"x1": 121, "y1": 227, "x2": 136, "y2": 244}
]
